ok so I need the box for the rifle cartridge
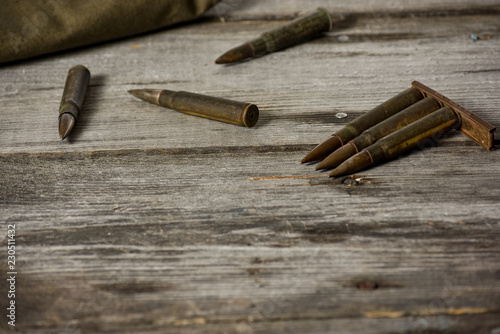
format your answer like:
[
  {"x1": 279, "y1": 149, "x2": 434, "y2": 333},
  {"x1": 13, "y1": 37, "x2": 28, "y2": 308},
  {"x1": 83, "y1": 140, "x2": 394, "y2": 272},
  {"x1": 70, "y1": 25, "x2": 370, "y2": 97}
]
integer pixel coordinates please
[
  {"x1": 58, "y1": 65, "x2": 90, "y2": 139},
  {"x1": 302, "y1": 87, "x2": 424, "y2": 163},
  {"x1": 330, "y1": 106, "x2": 460, "y2": 177},
  {"x1": 216, "y1": 8, "x2": 334, "y2": 64},
  {"x1": 129, "y1": 89, "x2": 259, "y2": 127},
  {"x1": 316, "y1": 97, "x2": 441, "y2": 170}
]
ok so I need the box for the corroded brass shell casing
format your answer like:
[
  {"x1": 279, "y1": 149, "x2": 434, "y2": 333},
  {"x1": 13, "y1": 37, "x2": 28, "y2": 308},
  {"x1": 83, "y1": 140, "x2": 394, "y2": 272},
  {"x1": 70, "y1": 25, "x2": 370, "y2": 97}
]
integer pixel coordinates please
[
  {"x1": 317, "y1": 97, "x2": 441, "y2": 170},
  {"x1": 216, "y1": 8, "x2": 334, "y2": 64},
  {"x1": 129, "y1": 89, "x2": 259, "y2": 128},
  {"x1": 302, "y1": 87, "x2": 424, "y2": 163},
  {"x1": 58, "y1": 65, "x2": 90, "y2": 139},
  {"x1": 330, "y1": 107, "x2": 460, "y2": 177}
]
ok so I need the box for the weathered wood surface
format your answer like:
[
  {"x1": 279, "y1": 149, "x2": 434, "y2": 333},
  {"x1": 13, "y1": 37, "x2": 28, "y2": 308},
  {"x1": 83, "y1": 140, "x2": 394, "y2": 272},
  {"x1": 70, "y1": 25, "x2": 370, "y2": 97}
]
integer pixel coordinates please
[
  {"x1": 209, "y1": 0, "x2": 500, "y2": 18},
  {"x1": 1, "y1": 0, "x2": 500, "y2": 333}
]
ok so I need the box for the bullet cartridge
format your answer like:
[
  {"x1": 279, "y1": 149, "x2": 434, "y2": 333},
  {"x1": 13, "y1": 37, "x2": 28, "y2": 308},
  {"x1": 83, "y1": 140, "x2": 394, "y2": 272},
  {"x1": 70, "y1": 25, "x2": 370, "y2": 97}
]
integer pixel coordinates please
[
  {"x1": 316, "y1": 97, "x2": 441, "y2": 170},
  {"x1": 302, "y1": 87, "x2": 424, "y2": 163},
  {"x1": 329, "y1": 106, "x2": 461, "y2": 178},
  {"x1": 128, "y1": 89, "x2": 259, "y2": 127},
  {"x1": 216, "y1": 8, "x2": 334, "y2": 64},
  {"x1": 58, "y1": 65, "x2": 90, "y2": 140}
]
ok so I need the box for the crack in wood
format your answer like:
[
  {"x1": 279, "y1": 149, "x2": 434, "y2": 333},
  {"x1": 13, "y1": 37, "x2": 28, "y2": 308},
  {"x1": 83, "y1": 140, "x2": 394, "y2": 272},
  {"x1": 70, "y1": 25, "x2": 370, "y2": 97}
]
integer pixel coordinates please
[{"x1": 0, "y1": 145, "x2": 316, "y2": 159}]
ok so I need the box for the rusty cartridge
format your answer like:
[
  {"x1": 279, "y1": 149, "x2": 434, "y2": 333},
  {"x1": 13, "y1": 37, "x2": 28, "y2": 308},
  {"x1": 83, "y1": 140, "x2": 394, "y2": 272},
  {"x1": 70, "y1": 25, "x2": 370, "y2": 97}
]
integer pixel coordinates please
[
  {"x1": 329, "y1": 106, "x2": 461, "y2": 178},
  {"x1": 215, "y1": 8, "x2": 334, "y2": 64},
  {"x1": 302, "y1": 87, "x2": 424, "y2": 163},
  {"x1": 58, "y1": 65, "x2": 90, "y2": 140},
  {"x1": 316, "y1": 97, "x2": 441, "y2": 170},
  {"x1": 128, "y1": 89, "x2": 259, "y2": 127}
]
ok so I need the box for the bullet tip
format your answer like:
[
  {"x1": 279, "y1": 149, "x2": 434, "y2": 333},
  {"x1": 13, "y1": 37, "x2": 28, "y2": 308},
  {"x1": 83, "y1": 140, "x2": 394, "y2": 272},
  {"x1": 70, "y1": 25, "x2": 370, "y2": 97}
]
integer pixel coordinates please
[
  {"x1": 329, "y1": 150, "x2": 372, "y2": 178},
  {"x1": 329, "y1": 166, "x2": 344, "y2": 178},
  {"x1": 128, "y1": 89, "x2": 140, "y2": 98},
  {"x1": 301, "y1": 155, "x2": 313, "y2": 164},
  {"x1": 215, "y1": 56, "x2": 230, "y2": 64},
  {"x1": 215, "y1": 43, "x2": 254, "y2": 64},
  {"x1": 127, "y1": 89, "x2": 162, "y2": 105},
  {"x1": 316, "y1": 144, "x2": 357, "y2": 171},
  {"x1": 302, "y1": 135, "x2": 343, "y2": 164},
  {"x1": 59, "y1": 113, "x2": 76, "y2": 140},
  {"x1": 315, "y1": 162, "x2": 326, "y2": 170}
]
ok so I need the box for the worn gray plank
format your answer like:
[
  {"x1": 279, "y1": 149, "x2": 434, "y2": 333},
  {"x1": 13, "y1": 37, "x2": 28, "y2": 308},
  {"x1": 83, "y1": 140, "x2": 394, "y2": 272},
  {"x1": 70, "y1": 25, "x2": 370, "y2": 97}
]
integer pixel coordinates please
[
  {"x1": 1, "y1": 147, "x2": 500, "y2": 225},
  {"x1": 0, "y1": 14, "x2": 499, "y2": 154},
  {"x1": 1, "y1": 147, "x2": 500, "y2": 332},
  {"x1": 208, "y1": 0, "x2": 500, "y2": 19}
]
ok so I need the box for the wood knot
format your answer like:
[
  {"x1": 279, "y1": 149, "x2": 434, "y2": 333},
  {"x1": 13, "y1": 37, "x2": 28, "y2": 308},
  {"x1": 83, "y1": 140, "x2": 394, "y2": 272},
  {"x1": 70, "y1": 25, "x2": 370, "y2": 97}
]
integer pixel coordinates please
[
  {"x1": 356, "y1": 281, "x2": 379, "y2": 291},
  {"x1": 246, "y1": 268, "x2": 261, "y2": 276}
]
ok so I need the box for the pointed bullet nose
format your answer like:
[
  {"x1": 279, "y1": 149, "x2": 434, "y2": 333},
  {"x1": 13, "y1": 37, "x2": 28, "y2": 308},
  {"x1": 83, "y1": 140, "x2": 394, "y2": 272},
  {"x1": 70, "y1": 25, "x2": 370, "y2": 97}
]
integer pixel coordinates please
[
  {"x1": 302, "y1": 135, "x2": 343, "y2": 163},
  {"x1": 316, "y1": 143, "x2": 358, "y2": 170},
  {"x1": 128, "y1": 89, "x2": 162, "y2": 105},
  {"x1": 59, "y1": 113, "x2": 76, "y2": 140},
  {"x1": 215, "y1": 43, "x2": 254, "y2": 64},
  {"x1": 329, "y1": 150, "x2": 373, "y2": 178},
  {"x1": 127, "y1": 89, "x2": 141, "y2": 98},
  {"x1": 215, "y1": 56, "x2": 230, "y2": 64},
  {"x1": 329, "y1": 165, "x2": 346, "y2": 178},
  {"x1": 315, "y1": 162, "x2": 327, "y2": 170}
]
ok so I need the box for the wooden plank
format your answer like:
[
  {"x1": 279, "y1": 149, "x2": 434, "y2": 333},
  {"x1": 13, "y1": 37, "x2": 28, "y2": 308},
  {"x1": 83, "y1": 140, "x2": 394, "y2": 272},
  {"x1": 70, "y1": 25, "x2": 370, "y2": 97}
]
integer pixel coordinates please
[
  {"x1": 208, "y1": 0, "x2": 500, "y2": 19},
  {"x1": 1, "y1": 147, "x2": 500, "y2": 222},
  {"x1": 4, "y1": 241, "x2": 500, "y2": 333},
  {"x1": 2, "y1": 150, "x2": 500, "y2": 332},
  {"x1": 1, "y1": 14, "x2": 499, "y2": 154}
]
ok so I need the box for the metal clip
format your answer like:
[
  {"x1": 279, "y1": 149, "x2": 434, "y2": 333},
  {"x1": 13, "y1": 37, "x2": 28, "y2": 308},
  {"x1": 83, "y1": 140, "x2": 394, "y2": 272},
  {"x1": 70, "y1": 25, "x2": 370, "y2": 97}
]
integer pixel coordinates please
[{"x1": 412, "y1": 81, "x2": 496, "y2": 151}]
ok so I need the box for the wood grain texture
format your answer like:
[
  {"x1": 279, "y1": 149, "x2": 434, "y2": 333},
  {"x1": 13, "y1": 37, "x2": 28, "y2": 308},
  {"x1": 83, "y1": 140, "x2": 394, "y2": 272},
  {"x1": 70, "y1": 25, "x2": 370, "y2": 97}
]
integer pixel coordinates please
[
  {"x1": 1, "y1": 14, "x2": 499, "y2": 154},
  {"x1": 208, "y1": 0, "x2": 500, "y2": 19},
  {"x1": 1, "y1": 0, "x2": 500, "y2": 333}
]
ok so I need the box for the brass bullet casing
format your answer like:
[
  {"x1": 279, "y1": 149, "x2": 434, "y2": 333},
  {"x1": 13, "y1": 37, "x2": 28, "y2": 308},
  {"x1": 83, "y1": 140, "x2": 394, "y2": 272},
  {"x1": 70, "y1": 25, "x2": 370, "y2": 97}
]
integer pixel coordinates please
[
  {"x1": 302, "y1": 87, "x2": 424, "y2": 163},
  {"x1": 128, "y1": 89, "x2": 259, "y2": 128},
  {"x1": 330, "y1": 107, "x2": 460, "y2": 178},
  {"x1": 58, "y1": 65, "x2": 90, "y2": 140},
  {"x1": 216, "y1": 8, "x2": 334, "y2": 64},
  {"x1": 316, "y1": 97, "x2": 441, "y2": 170}
]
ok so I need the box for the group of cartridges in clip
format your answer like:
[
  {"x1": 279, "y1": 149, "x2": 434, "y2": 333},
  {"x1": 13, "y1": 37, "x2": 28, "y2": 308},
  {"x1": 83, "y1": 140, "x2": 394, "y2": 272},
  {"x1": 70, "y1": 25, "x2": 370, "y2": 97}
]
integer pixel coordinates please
[{"x1": 302, "y1": 81, "x2": 496, "y2": 177}]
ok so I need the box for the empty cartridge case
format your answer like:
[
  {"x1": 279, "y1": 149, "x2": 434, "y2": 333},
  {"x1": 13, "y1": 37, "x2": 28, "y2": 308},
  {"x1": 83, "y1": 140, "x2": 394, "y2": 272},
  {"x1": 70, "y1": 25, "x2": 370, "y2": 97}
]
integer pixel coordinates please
[
  {"x1": 302, "y1": 87, "x2": 424, "y2": 163},
  {"x1": 58, "y1": 65, "x2": 90, "y2": 139},
  {"x1": 316, "y1": 97, "x2": 441, "y2": 170},
  {"x1": 330, "y1": 106, "x2": 460, "y2": 178},
  {"x1": 216, "y1": 8, "x2": 334, "y2": 64},
  {"x1": 129, "y1": 89, "x2": 259, "y2": 127}
]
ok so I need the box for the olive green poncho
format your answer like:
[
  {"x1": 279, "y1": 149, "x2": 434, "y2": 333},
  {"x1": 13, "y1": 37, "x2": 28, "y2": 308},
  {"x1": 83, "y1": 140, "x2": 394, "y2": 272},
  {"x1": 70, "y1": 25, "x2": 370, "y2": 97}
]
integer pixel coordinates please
[{"x1": 0, "y1": 0, "x2": 220, "y2": 64}]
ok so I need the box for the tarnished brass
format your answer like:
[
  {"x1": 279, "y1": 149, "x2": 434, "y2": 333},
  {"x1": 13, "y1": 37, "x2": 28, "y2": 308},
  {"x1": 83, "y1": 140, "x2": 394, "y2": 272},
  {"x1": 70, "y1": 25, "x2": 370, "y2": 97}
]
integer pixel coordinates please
[
  {"x1": 58, "y1": 65, "x2": 90, "y2": 140},
  {"x1": 215, "y1": 8, "x2": 334, "y2": 64},
  {"x1": 316, "y1": 97, "x2": 441, "y2": 170},
  {"x1": 301, "y1": 87, "x2": 424, "y2": 163},
  {"x1": 412, "y1": 81, "x2": 496, "y2": 151},
  {"x1": 304, "y1": 82, "x2": 496, "y2": 177},
  {"x1": 330, "y1": 107, "x2": 460, "y2": 177},
  {"x1": 129, "y1": 89, "x2": 259, "y2": 127}
]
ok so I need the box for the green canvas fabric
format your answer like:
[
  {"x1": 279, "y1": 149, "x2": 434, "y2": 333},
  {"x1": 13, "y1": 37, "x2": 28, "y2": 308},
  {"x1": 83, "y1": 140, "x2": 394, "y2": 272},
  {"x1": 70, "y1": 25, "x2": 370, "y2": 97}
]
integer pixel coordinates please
[{"x1": 0, "y1": 0, "x2": 220, "y2": 64}]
